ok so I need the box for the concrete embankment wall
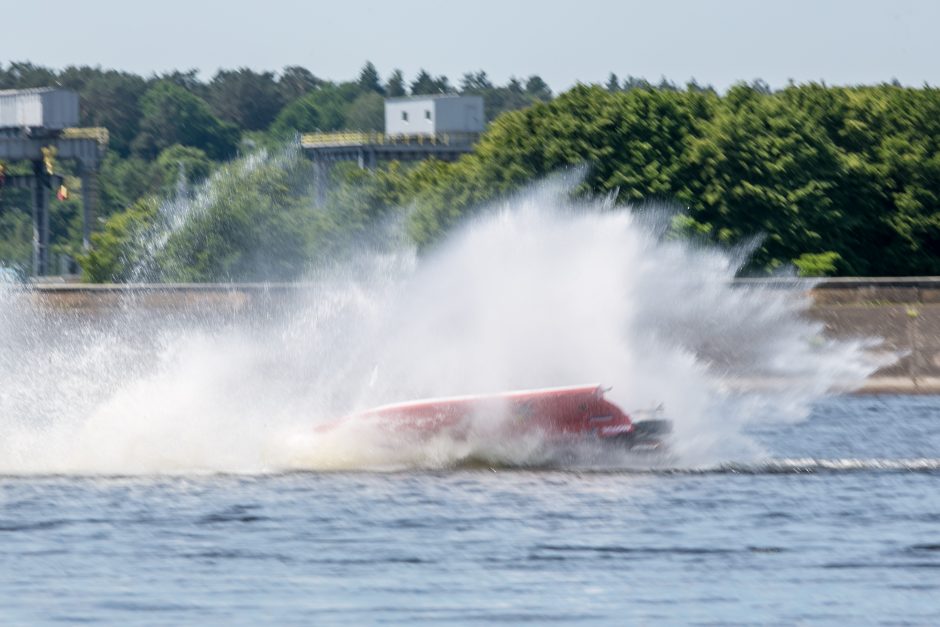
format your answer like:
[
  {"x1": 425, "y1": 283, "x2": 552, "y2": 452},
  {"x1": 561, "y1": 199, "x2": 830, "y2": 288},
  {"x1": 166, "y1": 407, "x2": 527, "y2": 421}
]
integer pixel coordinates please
[
  {"x1": 17, "y1": 278, "x2": 940, "y2": 394},
  {"x1": 800, "y1": 278, "x2": 940, "y2": 393}
]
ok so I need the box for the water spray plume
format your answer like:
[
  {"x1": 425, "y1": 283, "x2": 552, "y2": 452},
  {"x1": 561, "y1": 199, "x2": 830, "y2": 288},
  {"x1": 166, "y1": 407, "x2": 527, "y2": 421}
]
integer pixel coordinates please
[{"x1": 0, "y1": 168, "x2": 884, "y2": 474}]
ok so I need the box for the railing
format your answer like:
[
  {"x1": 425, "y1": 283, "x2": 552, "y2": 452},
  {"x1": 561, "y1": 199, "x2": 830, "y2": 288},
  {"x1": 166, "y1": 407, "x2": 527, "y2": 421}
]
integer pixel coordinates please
[
  {"x1": 301, "y1": 131, "x2": 378, "y2": 146},
  {"x1": 61, "y1": 127, "x2": 110, "y2": 146},
  {"x1": 301, "y1": 131, "x2": 478, "y2": 148}
]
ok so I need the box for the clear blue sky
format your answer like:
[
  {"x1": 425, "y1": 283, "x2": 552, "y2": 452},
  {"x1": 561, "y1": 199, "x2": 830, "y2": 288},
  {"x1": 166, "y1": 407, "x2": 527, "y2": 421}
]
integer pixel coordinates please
[{"x1": 3, "y1": 0, "x2": 938, "y2": 91}]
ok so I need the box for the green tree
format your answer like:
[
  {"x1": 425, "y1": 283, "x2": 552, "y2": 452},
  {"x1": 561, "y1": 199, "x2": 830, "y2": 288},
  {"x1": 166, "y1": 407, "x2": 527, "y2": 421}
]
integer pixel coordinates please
[
  {"x1": 56, "y1": 65, "x2": 101, "y2": 91},
  {"x1": 357, "y1": 61, "x2": 384, "y2": 95},
  {"x1": 79, "y1": 154, "x2": 319, "y2": 282},
  {"x1": 410, "y1": 70, "x2": 452, "y2": 95},
  {"x1": 345, "y1": 92, "x2": 385, "y2": 131},
  {"x1": 158, "y1": 156, "x2": 314, "y2": 281},
  {"x1": 794, "y1": 251, "x2": 842, "y2": 276},
  {"x1": 97, "y1": 154, "x2": 158, "y2": 218},
  {"x1": 0, "y1": 205, "x2": 32, "y2": 270},
  {"x1": 684, "y1": 84, "x2": 850, "y2": 270},
  {"x1": 133, "y1": 81, "x2": 239, "y2": 160},
  {"x1": 385, "y1": 69, "x2": 406, "y2": 97},
  {"x1": 606, "y1": 73, "x2": 620, "y2": 92},
  {"x1": 460, "y1": 71, "x2": 493, "y2": 92},
  {"x1": 279, "y1": 65, "x2": 322, "y2": 101},
  {"x1": 525, "y1": 75, "x2": 552, "y2": 101},
  {"x1": 208, "y1": 68, "x2": 285, "y2": 131},
  {"x1": 158, "y1": 69, "x2": 206, "y2": 97},
  {"x1": 622, "y1": 75, "x2": 652, "y2": 90},
  {"x1": 77, "y1": 70, "x2": 148, "y2": 157},
  {"x1": 0, "y1": 61, "x2": 56, "y2": 88},
  {"x1": 78, "y1": 197, "x2": 158, "y2": 282},
  {"x1": 460, "y1": 72, "x2": 546, "y2": 121},
  {"x1": 269, "y1": 83, "x2": 360, "y2": 136},
  {"x1": 154, "y1": 145, "x2": 213, "y2": 195}
]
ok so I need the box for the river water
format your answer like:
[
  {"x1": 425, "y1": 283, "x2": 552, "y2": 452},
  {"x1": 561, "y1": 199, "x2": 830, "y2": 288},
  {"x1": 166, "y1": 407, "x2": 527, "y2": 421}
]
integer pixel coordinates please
[
  {"x1": 2, "y1": 185, "x2": 936, "y2": 623},
  {"x1": 2, "y1": 394, "x2": 938, "y2": 625}
]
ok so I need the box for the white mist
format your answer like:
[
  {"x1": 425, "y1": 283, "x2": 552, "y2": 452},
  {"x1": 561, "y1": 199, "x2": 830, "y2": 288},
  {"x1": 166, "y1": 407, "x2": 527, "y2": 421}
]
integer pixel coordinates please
[{"x1": 0, "y1": 179, "x2": 882, "y2": 474}]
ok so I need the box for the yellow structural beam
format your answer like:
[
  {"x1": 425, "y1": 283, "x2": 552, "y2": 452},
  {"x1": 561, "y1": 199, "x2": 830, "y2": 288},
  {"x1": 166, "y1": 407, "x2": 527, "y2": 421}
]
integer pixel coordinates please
[
  {"x1": 301, "y1": 131, "x2": 380, "y2": 146},
  {"x1": 61, "y1": 127, "x2": 110, "y2": 146},
  {"x1": 301, "y1": 132, "x2": 471, "y2": 147}
]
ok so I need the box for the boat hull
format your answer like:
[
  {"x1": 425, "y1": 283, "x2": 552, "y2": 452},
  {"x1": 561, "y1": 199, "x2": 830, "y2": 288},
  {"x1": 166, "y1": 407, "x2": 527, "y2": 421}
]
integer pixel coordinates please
[{"x1": 318, "y1": 385, "x2": 670, "y2": 449}]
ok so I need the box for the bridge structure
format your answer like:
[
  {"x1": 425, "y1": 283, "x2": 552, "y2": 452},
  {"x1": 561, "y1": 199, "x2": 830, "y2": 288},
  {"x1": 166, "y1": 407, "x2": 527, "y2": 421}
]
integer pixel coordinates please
[
  {"x1": 0, "y1": 127, "x2": 108, "y2": 275},
  {"x1": 1, "y1": 88, "x2": 109, "y2": 276},
  {"x1": 301, "y1": 131, "x2": 478, "y2": 203}
]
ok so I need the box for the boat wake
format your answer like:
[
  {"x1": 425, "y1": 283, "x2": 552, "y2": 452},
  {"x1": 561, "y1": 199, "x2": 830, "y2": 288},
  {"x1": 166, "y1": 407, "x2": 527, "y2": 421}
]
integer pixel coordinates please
[
  {"x1": 436, "y1": 455, "x2": 940, "y2": 475},
  {"x1": 703, "y1": 457, "x2": 940, "y2": 475}
]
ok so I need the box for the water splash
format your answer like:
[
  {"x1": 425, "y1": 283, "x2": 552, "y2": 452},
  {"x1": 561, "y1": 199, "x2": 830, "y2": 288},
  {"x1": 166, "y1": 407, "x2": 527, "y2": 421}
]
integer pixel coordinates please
[
  {"x1": 0, "y1": 177, "x2": 884, "y2": 474},
  {"x1": 131, "y1": 145, "x2": 303, "y2": 281}
]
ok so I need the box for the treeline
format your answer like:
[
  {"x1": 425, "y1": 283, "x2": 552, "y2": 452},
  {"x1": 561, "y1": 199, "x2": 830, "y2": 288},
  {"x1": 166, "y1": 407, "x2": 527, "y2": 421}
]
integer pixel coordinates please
[
  {"x1": 3, "y1": 60, "x2": 939, "y2": 279},
  {"x1": 0, "y1": 61, "x2": 551, "y2": 157},
  {"x1": 0, "y1": 61, "x2": 552, "y2": 271},
  {"x1": 335, "y1": 82, "x2": 940, "y2": 277},
  {"x1": 82, "y1": 80, "x2": 940, "y2": 282}
]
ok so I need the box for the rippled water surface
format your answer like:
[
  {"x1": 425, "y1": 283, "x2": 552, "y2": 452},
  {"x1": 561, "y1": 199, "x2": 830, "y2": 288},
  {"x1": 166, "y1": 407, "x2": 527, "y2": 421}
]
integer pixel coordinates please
[{"x1": 2, "y1": 394, "x2": 939, "y2": 625}]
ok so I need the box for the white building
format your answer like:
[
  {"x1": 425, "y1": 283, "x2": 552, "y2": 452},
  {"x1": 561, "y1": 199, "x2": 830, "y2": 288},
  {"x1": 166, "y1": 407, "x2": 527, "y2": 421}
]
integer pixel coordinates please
[
  {"x1": 385, "y1": 95, "x2": 484, "y2": 137},
  {"x1": 0, "y1": 88, "x2": 79, "y2": 131}
]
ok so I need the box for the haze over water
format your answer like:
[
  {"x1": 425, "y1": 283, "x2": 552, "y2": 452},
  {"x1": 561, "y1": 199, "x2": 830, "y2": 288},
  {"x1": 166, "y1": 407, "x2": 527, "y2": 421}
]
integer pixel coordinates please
[{"x1": 2, "y1": 166, "x2": 938, "y2": 623}]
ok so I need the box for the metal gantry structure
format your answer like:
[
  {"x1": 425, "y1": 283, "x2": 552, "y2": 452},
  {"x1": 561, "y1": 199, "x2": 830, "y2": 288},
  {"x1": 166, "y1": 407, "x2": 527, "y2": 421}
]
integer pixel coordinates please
[
  {"x1": 0, "y1": 89, "x2": 108, "y2": 276},
  {"x1": 2, "y1": 93, "x2": 479, "y2": 275},
  {"x1": 302, "y1": 95, "x2": 485, "y2": 203},
  {"x1": 301, "y1": 131, "x2": 478, "y2": 204}
]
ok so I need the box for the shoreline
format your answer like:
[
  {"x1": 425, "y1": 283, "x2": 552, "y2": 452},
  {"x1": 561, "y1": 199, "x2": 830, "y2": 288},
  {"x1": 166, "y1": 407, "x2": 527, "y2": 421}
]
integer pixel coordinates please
[
  {"x1": 7, "y1": 279, "x2": 940, "y2": 393},
  {"x1": 854, "y1": 377, "x2": 940, "y2": 395}
]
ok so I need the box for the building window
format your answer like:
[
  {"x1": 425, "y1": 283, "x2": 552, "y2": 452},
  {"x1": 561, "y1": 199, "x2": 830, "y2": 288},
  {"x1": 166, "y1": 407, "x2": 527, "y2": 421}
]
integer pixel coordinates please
[
  {"x1": 402, "y1": 111, "x2": 408, "y2": 122},
  {"x1": 425, "y1": 110, "x2": 432, "y2": 120}
]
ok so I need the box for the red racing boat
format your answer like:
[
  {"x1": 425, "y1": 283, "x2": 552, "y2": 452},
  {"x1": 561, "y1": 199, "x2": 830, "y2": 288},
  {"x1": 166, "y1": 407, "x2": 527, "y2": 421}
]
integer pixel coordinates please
[{"x1": 318, "y1": 384, "x2": 671, "y2": 449}]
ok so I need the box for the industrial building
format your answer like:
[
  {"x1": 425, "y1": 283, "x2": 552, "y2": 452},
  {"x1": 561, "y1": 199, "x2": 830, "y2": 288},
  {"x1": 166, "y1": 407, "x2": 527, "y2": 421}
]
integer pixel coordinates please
[
  {"x1": 303, "y1": 95, "x2": 486, "y2": 203},
  {"x1": 384, "y1": 95, "x2": 484, "y2": 138},
  {"x1": 0, "y1": 88, "x2": 80, "y2": 133}
]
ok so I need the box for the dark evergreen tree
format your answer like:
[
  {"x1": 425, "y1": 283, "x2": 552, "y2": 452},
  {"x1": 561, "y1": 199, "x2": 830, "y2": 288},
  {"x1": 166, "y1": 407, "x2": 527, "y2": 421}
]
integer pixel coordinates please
[
  {"x1": 76, "y1": 70, "x2": 147, "y2": 157},
  {"x1": 357, "y1": 61, "x2": 384, "y2": 95},
  {"x1": 0, "y1": 61, "x2": 57, "y2": 88},
  {"x1": 622, "y1": 75, "x2": 651, "y2": 90},
  {"x1": 525, "y1": 75, "x2": 552, "y2": 100},
  {"x1": 158, "y1": 69, "x2": 206, "y2": 97},
  {"x1": 606, "y1": 73, "x2": 620, "y2": 92},
  {"x1": 207, "y1": 68, "x2": 285, "y2": 131},
  {"x1": 410, "y1": 70, "x2": 452, "y2": 95},
  {"x1": 460, "y1": 71, "x2": 493, "y2": 93},
  {"x1": 410, "y1": 70, "x2": 436, "y2": 95},
  {"x1": 279, "y1": 66, "x2": 322, "y2": 101},
  {"x1": 385, "y1": 69, "x2": 406, "y2": 97}
]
